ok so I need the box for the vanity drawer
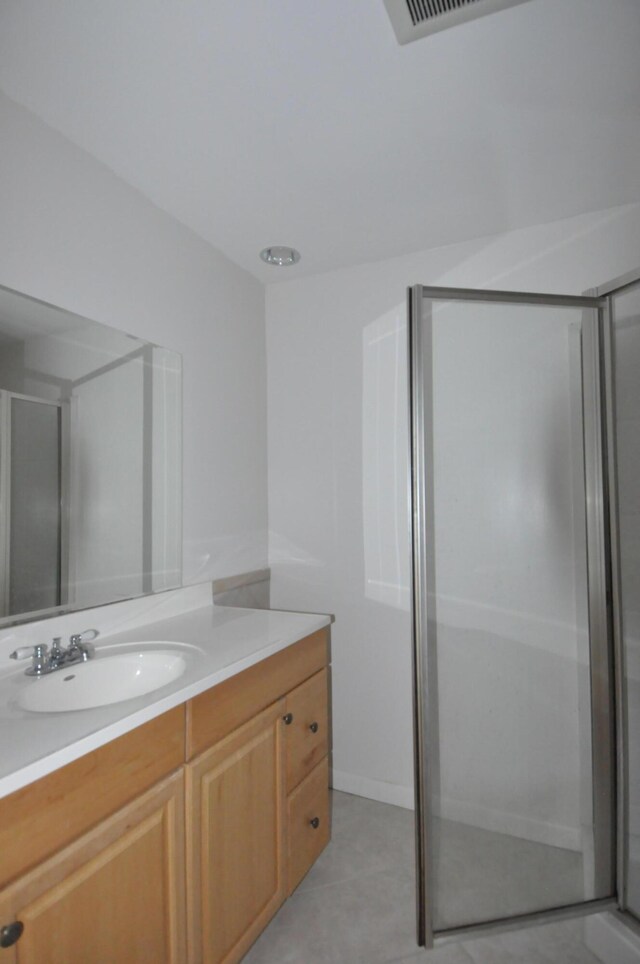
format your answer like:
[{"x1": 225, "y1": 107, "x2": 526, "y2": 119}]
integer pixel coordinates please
[
  {"x1": 284, "y1": 668, "x2": 328, "y2": 792},
  {"x1": 186, "y1": 629, "x2": 328, "y2": 759},
  {"x1": 287, "y1": 756, "x2": 330, "y2": 895}
]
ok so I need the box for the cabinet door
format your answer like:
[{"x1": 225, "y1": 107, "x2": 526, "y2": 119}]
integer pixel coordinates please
[
  {"x1": 186, "y1": 699, "x2": 286, "y2": 964},
  {"x1": 0, "y1": 771, "x2": 186, "y2": 964}
]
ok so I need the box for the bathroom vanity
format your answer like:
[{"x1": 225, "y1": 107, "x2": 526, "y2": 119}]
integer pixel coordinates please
[{"x1": 0, "y1": 597, "x2": 331, "y2": 963}]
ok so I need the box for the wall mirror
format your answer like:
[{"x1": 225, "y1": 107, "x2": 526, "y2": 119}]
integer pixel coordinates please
[{"x1": 0, "y1": 284, "x2": 181, "y2": 625}]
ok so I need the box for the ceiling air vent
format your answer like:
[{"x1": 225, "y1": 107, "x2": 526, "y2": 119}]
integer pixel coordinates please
[{"x1": 383, "y1": 0, "x2": 532, "y2": 45}]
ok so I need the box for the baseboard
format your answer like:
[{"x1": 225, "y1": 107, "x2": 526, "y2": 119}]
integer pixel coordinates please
[
  {"x1": 584, "y1": 912, "x2": 640, "y2": 964},
  {"x1": 330, "y1": 768, "x2": 414, "y2": 810},
  {"x1": 330, "y1": 769, "x2": 581, "y2": 851},
  {"x1": 434, "y1": 795, "x2": 582, "y2": 852}
]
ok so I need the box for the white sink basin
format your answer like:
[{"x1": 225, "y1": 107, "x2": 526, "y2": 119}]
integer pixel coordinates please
[{"x1": 17, "y1": 651, "x2": 187, "y2": 713}]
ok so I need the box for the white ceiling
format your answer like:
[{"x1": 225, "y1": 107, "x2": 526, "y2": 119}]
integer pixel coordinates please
[{"x1": 0, "y1": 0, "x2": 639, "y2": 283}]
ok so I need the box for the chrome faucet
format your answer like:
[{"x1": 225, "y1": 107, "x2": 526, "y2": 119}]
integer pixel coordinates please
[
  {"x1": 10, "y1": 629, "x2": 99, "y2": 676},
  {"x1": 67, "y1": 629, "x2": 99, "y2": 663}
]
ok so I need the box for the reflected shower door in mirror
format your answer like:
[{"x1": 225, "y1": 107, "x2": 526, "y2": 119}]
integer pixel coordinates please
[
  {"x1": 0, "y1": 284, "x2": 181, "y2": 623},
  {"x1": 409, "y1": 287, "x2": 615, "y2": 941},
  {"x1": 1, "y1": 394, "x2": 65, "y2": 615}
]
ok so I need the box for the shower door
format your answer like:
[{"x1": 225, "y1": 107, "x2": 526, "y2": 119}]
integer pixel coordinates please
[
  {"x1": 408, "y1": 286, "x2": 615, "y2": 944},
  {"x1": 0, "y1": 392, "x2": 67, "y2": 617}
]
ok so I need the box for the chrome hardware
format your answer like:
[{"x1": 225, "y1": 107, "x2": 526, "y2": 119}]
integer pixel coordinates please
[
  {"x1": 310, "y1": 817, "x2": 320, "y2": 829},
  {"x1": 283, "y1": 713, "x2": 294, "y2": 725},
  {"x1": 10, "y1": 629, "x2": 98, "y2": 677},
  {"x1": 49, "y1": 637, "x2": 65, "y2": 669},
  {"x1": 309, "y1": 721, "x2": 319, "y2": 733},
  {"x1": 67, "y1": 628, "x2": 98, "y2": 663},
  {"x1": 0, "y1": 921, "x2": 24, "y2": 947},
  {"x1": 10, "y1": 644, "x2": 50, "y2": 676},
  {"x1": 31, "y1": 644, "x2": 49, "y2": 675}
]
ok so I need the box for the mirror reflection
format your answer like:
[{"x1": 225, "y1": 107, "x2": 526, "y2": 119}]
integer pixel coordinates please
[{"x1": 0, "y1": 285, "x2": 181, "y2": 623}]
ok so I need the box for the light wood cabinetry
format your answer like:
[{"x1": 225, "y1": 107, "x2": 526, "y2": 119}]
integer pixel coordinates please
[
  {"x1": 287, "y1": 757, "x2": 330, "y2": 894},
  {"x1": 186, "y1": 628, "x2": 328, "y2": 758},
  {"x1": 0, "y1": 771, "x2": 186, "y2": 964},
  {"x1": 0, "y1": 627, "x2": 331, "y2": 963},
  {"x1": 186, "y1": 630, "x2": 331, "y2": 964},
  {"x1": 186, "y1": 701, "x2": 287, "y2": 964},
  {"x1": 0, "y1": 707, "x2": 185, "y2": 890},
  {"x1": 283, "y1": 668, "x2": 329, "y2": 793},
  {"x1": 282, "y1": 668, "x2": 330, "y2": 896}
]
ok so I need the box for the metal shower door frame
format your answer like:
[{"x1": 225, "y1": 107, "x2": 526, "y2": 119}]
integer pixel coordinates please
[
  {"x1": 407, "y1": 284, "x2": 616, "y2": 947},
  {"x1": 593, "y1": 268, "x2": 640, "y2": 926}
]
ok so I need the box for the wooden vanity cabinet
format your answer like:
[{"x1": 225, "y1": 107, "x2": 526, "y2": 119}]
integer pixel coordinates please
[
  {"x1": 186, "y1": 701, "x2": 287, "y2": 964},
  {"x1": 283, "y1": 668, "x2": 328, "y2": 794},
  {"x1": 0, "y1": 627, "x2": 331, "y2": 964},
  {"x1": 0, "y1": 706, "x2": 185, "y2": 894},
  {"x1": 282, "y1": 668, "x2": 330, "y2": 895},
  {"x1": 185, "y1": 628, "x2": 331, "y2": 964},
  {"x1": 0, "y1": 709, "x2": 187, "y2": 964},
  {"x1": 0, "y1": 772, "x2": 186, "y2": 964},
  {"x1": 287, "y1": 756, "x2": 330, "y2": 894}
]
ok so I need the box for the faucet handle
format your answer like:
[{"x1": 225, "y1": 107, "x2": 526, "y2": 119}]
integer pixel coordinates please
[
  {"x1": 10, "y1": 646, "x2": 38, "y2": 661},
  {"x1": 69, "y1": 629, "x2": 99, "y2": 647},
  {"x1": 67, "y1": 629, "x2": 98, "y2": 663},
  {"x1": 10, "y1": 644, "x2": 49, "y2": 676}
]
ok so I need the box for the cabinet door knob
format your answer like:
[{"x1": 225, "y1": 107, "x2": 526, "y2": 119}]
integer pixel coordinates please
[
  {"x1": 0, "y1": 921, "x2": 24, "y2": 948},
  {"x1": 309, "y1": 721, "x2": 319, "y2": 733},
  {"x1": 310, "y1": 817, "x2": 320, "y2": 829},
  {"x1": 282, "y1": 713, "x2": 294, "y2": 725}
]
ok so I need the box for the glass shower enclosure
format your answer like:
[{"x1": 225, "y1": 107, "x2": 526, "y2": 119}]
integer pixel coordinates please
[
  {"x1": 604, "y1": 273, "x2": 640, "y2": 928},
  {"x1": 408, "y1": 284, "x2": 622, "y2": 945}
]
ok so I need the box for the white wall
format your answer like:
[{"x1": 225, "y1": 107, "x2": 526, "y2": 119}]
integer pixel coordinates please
[
  {"x1": 0, "y1": 90, "x2": 267, "y2": 585},
  {"x1": 266, "y1": 203, "x2": 640, "y2": 835}
]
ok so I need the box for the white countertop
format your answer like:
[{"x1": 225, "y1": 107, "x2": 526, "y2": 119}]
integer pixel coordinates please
[{"x1": 0, "y1": 601, "x2": 331, "y2": 800}]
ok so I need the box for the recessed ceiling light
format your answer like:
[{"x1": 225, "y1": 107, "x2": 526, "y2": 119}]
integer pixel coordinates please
[{"x1": 259, "y1": 246, "x2": 301, "y2": 267}]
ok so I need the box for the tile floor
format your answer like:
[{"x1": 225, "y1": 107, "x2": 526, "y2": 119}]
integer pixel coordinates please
[
  {"x1": 432, "y1": 813, "x2": 583, "y2": 929},
  {"x1": 244, "y1": 790, "x2": 604, "y2": 964}
]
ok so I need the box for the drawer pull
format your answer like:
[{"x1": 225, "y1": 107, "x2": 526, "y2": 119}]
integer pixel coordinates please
[
  {"x1": 309, "y1": 721, "x2": 319, "y2": 733},
  {"x1": 309, "y1": 817, "x2": 320, "y2": 829},
  {"x1": 0, "y1": 921, "x2": 24, "y2": 948},
  {"x1": 283, "y1": 713, "x2": 294, "y2": 725}
]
